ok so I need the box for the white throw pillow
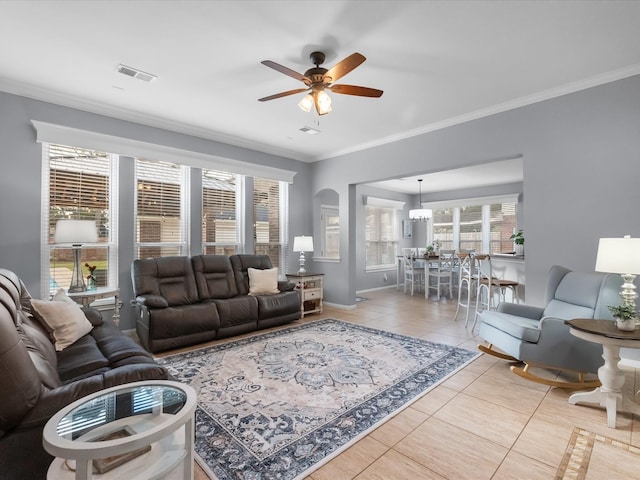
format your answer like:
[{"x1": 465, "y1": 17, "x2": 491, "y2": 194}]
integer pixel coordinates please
[
  {"x1": 248, "y1": 267, "x2": 280, "y2": 295},
  {"x1": 31, "y1": 295, "x2": 93, "y2": 351},
  {"x1": 52, "y1": 288, "x2": 78, "y2": 304}
]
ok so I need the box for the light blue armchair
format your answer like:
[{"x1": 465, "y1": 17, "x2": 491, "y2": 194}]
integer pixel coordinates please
[{"x1": 477, "y1": 265, "x2": 622, "y2": 388}]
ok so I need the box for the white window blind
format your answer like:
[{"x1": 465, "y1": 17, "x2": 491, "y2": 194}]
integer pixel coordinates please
[
  {"x1": 365, "y1": 205, "x2": 398, "y2": 270},
  {"x1": 253, "y1": 178, "x2": 288, "y2": 271},
  {"x1": 202, "y1": 169, "x2": 243, "y2": 255},
  {"x1": 135, "y1": 159, "x2": 189, "y2": 259},
  {"x1": 43, "y1": 144, "x2": 117, "y2": 294}
]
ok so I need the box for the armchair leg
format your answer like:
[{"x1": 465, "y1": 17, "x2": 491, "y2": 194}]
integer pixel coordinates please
[
  {"x1": 510, "y1": 362, "x2": 601, "y2": 389},
  {"x1": 477, "y1": 343, "x2": 519, "y2": 362}
]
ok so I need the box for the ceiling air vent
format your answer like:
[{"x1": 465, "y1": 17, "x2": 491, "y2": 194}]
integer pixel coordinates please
[
  {"x1": 300, "y1": 126, "x2": 321, "y2": 135},
  {"x1": 116, "y1": 64, "x2": 157, "y2": 83}
]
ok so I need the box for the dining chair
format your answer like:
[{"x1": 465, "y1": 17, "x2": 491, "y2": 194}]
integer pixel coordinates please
[
  {"x1": 401, "y1": 247, "x2": 417, "y2": 258},
  {"x1": 403, "y1": 252, "x2": 425, "y2": 296},
  {"x1": 454, "y1": 252, "x2": 476, "y2": 326},
  {"x1": 472, "y1": 254, "x2": 520, "y2": 331},
  {"x1": 427, "y1": 249, "x2": 455, "y2": 300}
]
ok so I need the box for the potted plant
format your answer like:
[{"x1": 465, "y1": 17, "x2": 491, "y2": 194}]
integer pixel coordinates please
[
  {"x1": 510, "y1": 230, "x2": 524, "y2": 256},
  {"x1": 608, "y1": 304, "x2": 637, "y2": 331}
]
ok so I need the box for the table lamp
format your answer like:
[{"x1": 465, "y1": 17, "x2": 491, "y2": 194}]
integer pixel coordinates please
[
  {"x1": 54, "y1": 219, "x2": 98, "y2": 293},
  {"x1": 595, "y1": 235, "x2": 640, "y2": 310},
  {"x1": 293, "y1": 236, "x2": 314, "y2": 275}
]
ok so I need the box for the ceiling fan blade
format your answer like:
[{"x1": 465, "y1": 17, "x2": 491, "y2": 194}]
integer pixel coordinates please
[
  {"x1": 328, "y1": 84, "x2": 384, "y2": 98},
  {"x1": 258, "y1": 88, "x2": 309, "y2": 102},
  {"x1": 323, "y1": 52, "x2": 366, "y2": 83},
  {"x1": 261, "y1": 60, "x2": 310, "y2": 84}
]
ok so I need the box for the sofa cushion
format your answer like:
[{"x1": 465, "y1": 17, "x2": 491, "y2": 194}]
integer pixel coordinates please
[
  {"x1": 56, "y1": 334, "x2": 109, "y2": 382},
  {"x1": 17, "y1": 321, "x2": 61, "y2": 389},
  {"x1": 132, "y1": 256, "x2": 199, "y2": 306},
  {"x1": 248, "y1": 267, "x2": 279, "y2": 295},
  {"x1": 479, "y1": 311, "x2": 542, "y2": 343},
  {"x1": 212, "y1": 296, "x2": 259, "y2": 328},
  {"x1": 30, "y1": 298, "x2": 93, "y2": 351},
  {"x1": 230, "y1": 254, "x2": 274, "y2": 295},
  {"x1": 192, "y1": 255, "x2": 239, "y2": 300}
]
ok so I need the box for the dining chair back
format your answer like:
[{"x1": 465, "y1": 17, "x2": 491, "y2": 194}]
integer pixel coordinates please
[
  {"x1": 427, "y1": 249, "x2": 455, "y2": 300},
  {"x1": 402, "y1": 251, "x2": 425, "y2": 296},
  {"x1": 454, "y1": 252, "x2": 476, "y2": 325}
]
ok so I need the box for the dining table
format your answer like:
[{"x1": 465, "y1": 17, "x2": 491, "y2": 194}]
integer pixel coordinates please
[{"x1": 396, "y1": 255, "x2": 443, "y2": 290}]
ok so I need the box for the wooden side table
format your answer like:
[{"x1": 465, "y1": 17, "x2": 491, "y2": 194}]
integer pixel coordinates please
[
  {"x1": 67, "y1": 287, "x2": 120, "y2": 327},
  {"x1": 567, "y1": 318, "x2": 640, "y2": 428},
  {"x1": 286, "y1": 273, "x2": 324, "y2": 317}
]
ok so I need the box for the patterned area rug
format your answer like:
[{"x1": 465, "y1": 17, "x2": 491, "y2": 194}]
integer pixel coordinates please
[
  {"x1": 157, "y1": 318, "x2": 478, "y2": 479},
  {"x1": 556, "y1": 427, "x2": 640, "y2": 479}
]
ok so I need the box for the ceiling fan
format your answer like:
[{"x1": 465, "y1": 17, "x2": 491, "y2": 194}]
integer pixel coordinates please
[{"x1": 258, "y1": 51, "x2": 383, "y2": 116}]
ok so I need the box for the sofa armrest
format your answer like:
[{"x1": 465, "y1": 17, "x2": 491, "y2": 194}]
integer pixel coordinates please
[
  {"x1": 17, "y1": 363, "x2": 169, "y2": 429},
  {"x1": 135, "y1": 294, "x2": 169, "y2": 308},
  {"x1": 496, "y1": 303, "x2": 545, "y2": 319},
  {"x1": 81, "y1": 307, "x2": 103, "y2": 327},
  {"x1": 277, "y1": 280, "x2": 296, "y2": 292}
]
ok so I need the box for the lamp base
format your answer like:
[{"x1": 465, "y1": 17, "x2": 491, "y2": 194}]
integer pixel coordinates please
[
  {"x1": 67, "y1": 246, "x2": 87, "y2": 293},
  {"x1": 297, "y1": 251, "x2": 307, "y2": 276}
]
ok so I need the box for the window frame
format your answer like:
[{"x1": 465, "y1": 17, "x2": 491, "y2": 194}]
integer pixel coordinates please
[
  {"x1": 202, "y1": 169, "x2": 245, "y2": 255},
  {"x1": 41, "y1": 143, "x2": 119, "y2": 297},
  {"x1": 134, "y1": 159, "x2": 190, "y2": 259},
  {"x1": 365, "y1": 205, "x2": 399, "y2": 271}
]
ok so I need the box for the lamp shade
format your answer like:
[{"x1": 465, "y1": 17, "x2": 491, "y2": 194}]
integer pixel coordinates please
[
  {"x1": 595, "y1": 236, "x2": 640, "y2": 274},
  {"x1": 293, "y1": 236, "x2": 314, "y2": 252},
  {"x1": 409, "y1": 208, "x2": 432, "y2": 220},
  {"x1": 54, "y1": 220, "x2": 98, "y2": 245}
]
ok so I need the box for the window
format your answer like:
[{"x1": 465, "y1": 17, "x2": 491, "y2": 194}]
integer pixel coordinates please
[
  {"x1": 432, "y1": 207, "x2": 454, "y2": 250},
  {"x1": 365, "y1": 206, "x2": 398, "y2": 270},
  {"x1": 253, "y1": 178, "x2": 288, "y2": 271},
  {"x1": 202, "y1": 169, "x2": 243, "y2": 255},
  {"x1": 459, "y1": 205, "x2": 483, "y2": 252},
  {"x1": 135, "y1": 159, "x2": 189, "y2": 259},
  {"x1": 43, "y1": 144, "x2": 117, "y2": 294},
  {"x1": 320, "y1": 205, "x2": 340, "y2": 258},
  {"x1": 489, "y1": 201, "x2": 517, "y2": 254},
  {"x1": 425, "y1": 195, "x2": 520, "y2": 253}
]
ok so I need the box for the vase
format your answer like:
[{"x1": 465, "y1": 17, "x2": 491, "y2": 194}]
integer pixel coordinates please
[
  {"x1": 615, "y1": 317, "x2": 635, "y2": 331},
  {"x1": 87, "y1": 277, "x2": 97, "y2": 291}
]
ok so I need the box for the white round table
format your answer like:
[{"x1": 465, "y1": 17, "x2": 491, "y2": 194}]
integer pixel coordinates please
[
  {"x1": 43, "y1": 380, "x2": 196, "y2": 479},
  {"x1": 567, "y1": 319, "x2": 640, "y2": 428}
]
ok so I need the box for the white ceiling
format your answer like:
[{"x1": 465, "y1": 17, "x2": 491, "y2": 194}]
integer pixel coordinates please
[{"x1": 1, "y1": 1, "x2": 640, "y2": 194}]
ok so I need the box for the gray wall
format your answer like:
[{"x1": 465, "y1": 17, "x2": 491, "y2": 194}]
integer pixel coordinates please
[
  {"x1": 1, "y1": 74, "x2": 639, "y2": 324},
  {"x1": 0, "y1": 91, "x2": 312, "y2": 329},
  {"x1": 312, "y1": 75, "x2": 640, "y2": 307}
]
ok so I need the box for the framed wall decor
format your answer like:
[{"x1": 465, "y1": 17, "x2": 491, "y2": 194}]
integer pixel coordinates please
[{"x1": 402, "y1": 220, "x2": 413, "y2": 239}]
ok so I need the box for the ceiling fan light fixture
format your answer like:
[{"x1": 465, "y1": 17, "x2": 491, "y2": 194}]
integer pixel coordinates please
[
  {"x1": 315, "y1": 90, "x2": 332, "y2": 115},
  {"x1": 298, "y1": 93, "x2": 313, "y2": 113}
]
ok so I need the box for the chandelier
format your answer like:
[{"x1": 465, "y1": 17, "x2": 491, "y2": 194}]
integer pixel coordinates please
[{"x1": 409, "y1": 179, "x2": 432, "y2": 222}]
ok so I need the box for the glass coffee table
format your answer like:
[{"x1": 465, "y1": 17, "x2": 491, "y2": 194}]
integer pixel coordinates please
[{"x1": 43, "y1": 380, "x2": 196, "y2": 479}]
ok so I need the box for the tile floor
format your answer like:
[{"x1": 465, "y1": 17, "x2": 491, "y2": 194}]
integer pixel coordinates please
[{"x1": 189, "y1": 287, "x2": 640, "y2": 480}]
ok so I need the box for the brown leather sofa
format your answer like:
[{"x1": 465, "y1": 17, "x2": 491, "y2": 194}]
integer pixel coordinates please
[
  {"x1": 0, "y1": 268, "x2": 169, "y2": 479},
  {"x1": 131, "y1": 254, "x2": 301, "y2": 354}
]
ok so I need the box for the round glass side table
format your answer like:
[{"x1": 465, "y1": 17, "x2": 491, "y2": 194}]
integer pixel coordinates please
[{"x1": 43, "y1": 380, "x2": 196, "y2": 479}]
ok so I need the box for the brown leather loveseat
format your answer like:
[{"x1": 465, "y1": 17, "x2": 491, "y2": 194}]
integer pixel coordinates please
[
  {"x1": 131, "y1": 254, "x2": 302, "y2": 353},
  {"x1": 0, "y1": 268, "x2": 169, "y2": 479}
]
